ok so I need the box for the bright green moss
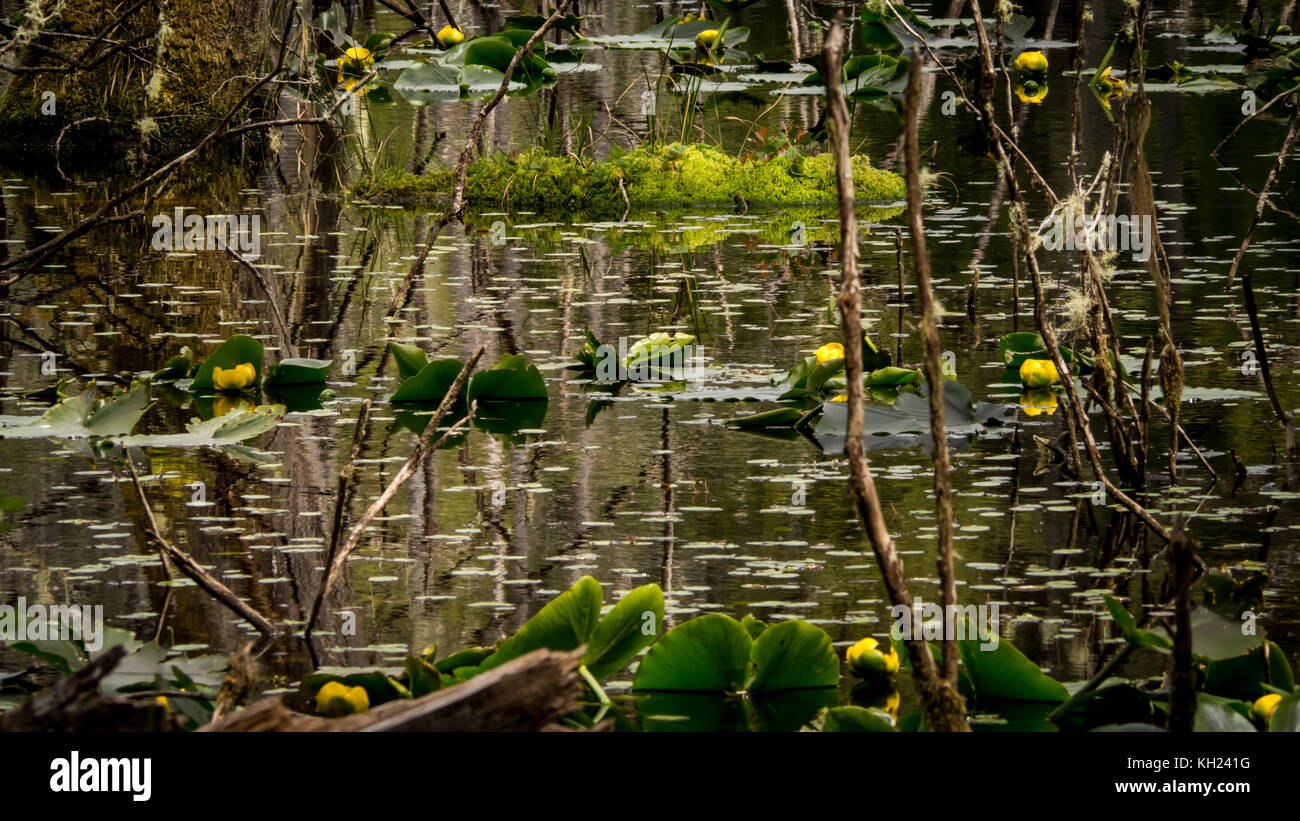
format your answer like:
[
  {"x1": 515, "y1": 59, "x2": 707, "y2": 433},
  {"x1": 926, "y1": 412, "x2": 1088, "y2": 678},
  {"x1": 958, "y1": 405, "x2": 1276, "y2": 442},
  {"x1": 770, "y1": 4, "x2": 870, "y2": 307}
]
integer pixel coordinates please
[{"x1": 351, "y1": 143, "x2": 905, "y2": 213}]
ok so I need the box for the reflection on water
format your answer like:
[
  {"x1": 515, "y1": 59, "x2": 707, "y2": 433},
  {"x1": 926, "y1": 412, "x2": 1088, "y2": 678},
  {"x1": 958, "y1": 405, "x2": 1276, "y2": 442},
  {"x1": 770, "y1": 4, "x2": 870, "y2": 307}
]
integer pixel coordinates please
[{"x1": 0, "y1": 0, "x2": 1297, "y2": 723}]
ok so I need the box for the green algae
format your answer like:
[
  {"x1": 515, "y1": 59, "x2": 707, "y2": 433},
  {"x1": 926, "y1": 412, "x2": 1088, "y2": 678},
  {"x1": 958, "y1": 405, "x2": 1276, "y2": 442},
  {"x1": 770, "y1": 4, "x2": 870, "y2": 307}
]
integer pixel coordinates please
[{"x1": 350, "y1": 143, "x2": 905, "y2": 214}]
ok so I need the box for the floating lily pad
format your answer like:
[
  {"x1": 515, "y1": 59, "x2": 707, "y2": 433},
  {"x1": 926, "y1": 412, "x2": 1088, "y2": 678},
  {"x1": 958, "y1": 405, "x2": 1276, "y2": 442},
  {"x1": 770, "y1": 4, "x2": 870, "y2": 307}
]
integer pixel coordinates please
[{"x1": 263, "y1": 358, "x2": 332, "y2": 387}]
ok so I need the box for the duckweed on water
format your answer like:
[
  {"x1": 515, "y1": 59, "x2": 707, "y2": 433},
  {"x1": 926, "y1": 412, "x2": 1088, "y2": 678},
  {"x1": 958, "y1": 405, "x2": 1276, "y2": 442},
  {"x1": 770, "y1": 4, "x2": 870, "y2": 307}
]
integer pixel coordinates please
[{"x1": 351, "y1": 143, "x2": 905, "y2": 212}]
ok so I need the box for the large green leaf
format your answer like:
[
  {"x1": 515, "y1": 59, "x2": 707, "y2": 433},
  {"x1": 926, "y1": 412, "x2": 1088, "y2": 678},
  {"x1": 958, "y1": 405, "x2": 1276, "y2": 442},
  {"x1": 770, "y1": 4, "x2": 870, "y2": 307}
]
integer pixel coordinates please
[
  {"x1": 1193, "y1": 693, "x2": 1255, "y2": 732},
  {"x1": 1, "y1": 385, "x2": 138, "y2": 439},
  {"x1": 725, "y1": 407, "x2": 804, "y2": 429},
  {"x1": 958, "y1": 626, "x2": 1069, "y2": 703},
  {"x1": 805, "y1": 358, "x2": 844, "y2": 396},
  {"x1": 1055, "y1": 679, "x2": 1155, "y2": 731},
  {"x1": 866, "y1": 366, "x2": 920, "y2": 387},
  {"x1": 746, "y1": 619, "x2": 839, "y2": 692},
  {"x1": 123, "y1": 404, "x2": 283, "y2": 447},
  {"x1": 478, "y1": 576, "x2": 603, "y2": 671},
  {"x1": 1104, "y1": 595, "x2": 1172, "y2": 651},
  {"x1": 433, "y1": 646, "x2": 493, "y2": 674},
  {"x1": 393, "y1": 61, "x2": 462, "y2": 102},
  {"x1": 1159, "y1": 606, "x2": 1264, "y2": 661},
  {"x1": 467, "y1": 354, "x2": 548, "y2": 402},
  {"x1": 263, "y1": 358, "x2": 332, "y2": 387},
  {"x1": 583, "y1": 583, "x2": 664, "y2": 680},
  {"x1": 812, "y1": 380, "x2": 984, "y2": 452},
  {"x1": 390, "y1": 358, "x2": 466, "y2": 403},
  {"x1": 190, "y1": 335, "x2": 265, "y2": 390},
  {"x1": 1204, "y1": 640, "x2": 1294, "y2": 700},
  {"x1": 632, "y1": 614, "x2": 753, "y2": 692},
  {"x1": 0, "y1": 383, "x2": 152, "y2": 439},
  {"x1": 462, "y1": 34, "x2": 556, "y2": 81},
  {"x1": 85, "y1": 382, "x2": 153, "y2": 436},
  {"x1": 1270, "y1": 692, "x2": 1300, "y2": 732},
  {"x1": 404, "y1": 655, "x2": 442, "y2": 698},
  {"x1": 387, "y1": 341, "x2": 430, "y2": 381},
  {"x1": 859, "y1": 8, "x2": 903, "y2": 50},
  {"x1": 8, "y1": 636, "x2": 87, "y2": 674}
]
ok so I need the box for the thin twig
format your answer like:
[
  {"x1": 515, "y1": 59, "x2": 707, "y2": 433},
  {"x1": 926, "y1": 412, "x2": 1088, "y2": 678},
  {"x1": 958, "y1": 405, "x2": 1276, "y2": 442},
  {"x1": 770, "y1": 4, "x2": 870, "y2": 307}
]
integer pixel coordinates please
[
  {"x1": 306, "y1": 347, "x2": 485, "y2": 634},
  {"x1": 127, "y1": 461, "x2": 276, "y2": 635}
]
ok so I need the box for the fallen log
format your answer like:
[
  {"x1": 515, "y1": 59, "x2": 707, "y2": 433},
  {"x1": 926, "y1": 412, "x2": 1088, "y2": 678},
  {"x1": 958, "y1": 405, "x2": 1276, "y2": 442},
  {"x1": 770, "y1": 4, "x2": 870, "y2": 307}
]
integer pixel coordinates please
[
  {"x1": 0, "y1": 645, "x2": 186, "y2": 732},
  {"x1": 204, "y1": 647, "x2": 592, "y2": 732}
]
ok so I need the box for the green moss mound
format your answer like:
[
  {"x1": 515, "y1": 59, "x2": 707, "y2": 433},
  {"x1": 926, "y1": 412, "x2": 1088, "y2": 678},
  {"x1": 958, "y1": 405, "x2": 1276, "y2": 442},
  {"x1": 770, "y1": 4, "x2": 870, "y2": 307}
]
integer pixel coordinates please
[{"x1": 351, "y1": 143, "x2": 905, "y2": 214}]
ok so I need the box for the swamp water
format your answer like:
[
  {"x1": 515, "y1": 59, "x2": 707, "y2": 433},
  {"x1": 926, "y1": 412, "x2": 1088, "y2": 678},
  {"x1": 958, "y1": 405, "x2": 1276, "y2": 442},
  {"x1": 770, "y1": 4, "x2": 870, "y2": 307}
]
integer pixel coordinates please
[{"x1": 0, "y1": 1, "x2": 1296, "y2": 728}]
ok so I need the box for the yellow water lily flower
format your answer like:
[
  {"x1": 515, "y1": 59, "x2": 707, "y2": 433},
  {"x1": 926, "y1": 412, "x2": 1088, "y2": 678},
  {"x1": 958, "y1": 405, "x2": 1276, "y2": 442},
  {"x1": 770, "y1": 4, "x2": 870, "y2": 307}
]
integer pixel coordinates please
[
  {"x1": 1018, "y1": 357, "x2": 1059, "y2": 389},
  {"x1": 1019, "y1": 389, "x2": 1058, "y2": 416},
  {"x1": 696, "y1": 29, "x2": 721, "y2": 49},
  {"x1": 1015, "y1": 80, "x2": 1048, "y2": 104},
  {"x1": 316, "y1": 681, "x2": 370, "y2": 717},
  {"x1": 436, "y1": 25, "x2": 465, "y2": 48},
  {"x1": 212, "y1": 362, "x2": 257, "y2": 393},
  {"x1": 1095, "y1": 66, "x2": 1128, "y2": 99},
  {"x1": 1014, "y1": 50, "x2": 1048, "y2": 73},
  {"x1": 341, "y1": 46, "x2": 374, "y2": 71},
  {"x1": 846, "y1": 636, "x2": 900, "y2": 677},
  {"x1": 814, "y1": 342, "x2": 845, "y2": 365},
  {"x1": 1252, "y1": 693, "x2": 1282, "y2": 724}
]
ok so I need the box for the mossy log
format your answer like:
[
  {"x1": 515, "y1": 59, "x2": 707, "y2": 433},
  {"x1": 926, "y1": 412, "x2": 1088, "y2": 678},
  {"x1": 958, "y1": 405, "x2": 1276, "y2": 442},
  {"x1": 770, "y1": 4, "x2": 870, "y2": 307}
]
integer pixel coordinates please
[
  {"x1": 203, "y1": 648, "x2": 595, "y2": 732},
  {"x1": 352, "y1": 143, "x2": 907, "y2": 214},
  {"x1": 0, "y1": 0, "x2": 275, "y2": 153}
]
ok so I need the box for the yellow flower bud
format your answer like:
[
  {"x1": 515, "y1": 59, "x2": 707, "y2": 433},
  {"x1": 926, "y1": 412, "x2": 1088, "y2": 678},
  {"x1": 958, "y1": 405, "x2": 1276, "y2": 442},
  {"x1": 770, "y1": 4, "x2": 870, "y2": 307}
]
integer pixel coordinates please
[
  {"x1": 1014, "y1": 50, "x2": 1048, "y2": 73},
  {"x1": 1252, "y1": 693, "x2": 1282, "y2": 724},
  {"x1": 1018, "y1": 357, "x2": 1059, "y2": 389},
  {"x1": 814, "y1": 342, "x2": 844, "y2": 365},
  {"x1": 341, "y1": 46, "x2": 374, "y2": 71},
  {"x1": 846, "y1": 637, "x2": 899, "y2": 677},
  {"x1": 316, "y1": 681, "x2": 370, "y2": 717},
  {"x1": 436, "y1": 25, "x2": 465, "y2": 48},
  {"x1": 696, "y1": 29, "x2": 721, "y2": 49}
]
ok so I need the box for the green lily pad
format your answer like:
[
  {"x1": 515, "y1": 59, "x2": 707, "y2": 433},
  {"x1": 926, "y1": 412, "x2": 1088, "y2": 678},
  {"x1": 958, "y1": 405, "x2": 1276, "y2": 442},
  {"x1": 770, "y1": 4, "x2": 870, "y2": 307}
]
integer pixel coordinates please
[
  {"x1": 746, "y1": 620, "x2": 839, "y2": 692},
  {"x1": 478, "y1": 576, "x2": 603, "y2": 672},
  {"x1": 725, "y1": 407, "x2": 805, "y2": 428},
  {"x1": 468, "y1": 354, "x2": 548, "y2": 402},
  {"x1": 1193, "y1": 693, "x2": 1255, "y2": 732},
  {"x1": 958, "y1": 623, "x2": 1069, "y2": 703},
  {"x1": 263, "y1": 358, "x2": 332, "y2": 387},
  {"x1": 390, "y1": 358, "x2": 466, "y2": 404},
  {"x1": 633, "y1": 614, "x2": 753, "y2": 692},
  {"x1": 583, "y1": 583, "x2": 664, "y2": 680}
]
